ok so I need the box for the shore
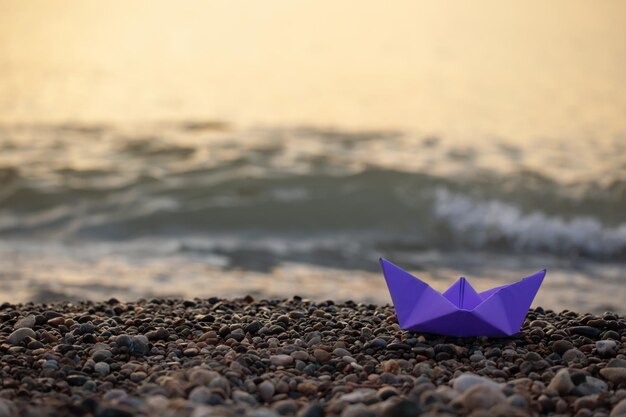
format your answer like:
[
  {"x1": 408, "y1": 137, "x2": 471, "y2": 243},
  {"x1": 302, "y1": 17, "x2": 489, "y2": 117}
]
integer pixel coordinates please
[{"x1": 0, "y1": 297, "x2": 624, "y2": 417}]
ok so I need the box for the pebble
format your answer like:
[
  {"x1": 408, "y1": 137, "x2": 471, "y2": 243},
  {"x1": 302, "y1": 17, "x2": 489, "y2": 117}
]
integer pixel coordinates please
[
  {"x1": 455, "y1": 383, "x2": 506, "y2": 410},
  {"x1": 130, "y1": 371, "x2": 147, "y2": 382},
  {"x1": 333, "y1": 348, "x2": 351, "y2": 357},
  {"x1": 596, "y1": 340, "x2": 618, "y2": 357},
  {"x1": 92, "y1": 349, "x2": 112, "y2": 362},
  {"x1": 570, "y1": 326, "x2": 602, "y2": 338},
  {"x1": 340, "y1": 404, "x2": 375, "y2": 417},
  {"x1": 272, "y1": 399, "x2": 299, "y2": 415},
  {"x1": 453, "y1": 373, "x2": 500, "y2": 393},
  {"x1": 380, "y1": 400, "x2": 420, "y2": 417},
  {"x1": 0, "y1": 297, "x2": 621, "y2": 417},
  {"x1": 298, "y1": 403, "x2": 324, "y2": 417},
  {"x1": 600, "y1": 368, "x2": 626, "y2": 384},
  {"x1": 42, "y1": 359, "x2": 59, "y2": 370},
  {"x1": 7, "y1": 328, "x2": 36, "y2": 345},
  {"x1": 94, "y1": 362, "x2": 110, "y2": 375},
  {"x1": 552, "y1": 340, "x2": 575, "y2": 355},
  {"x1": 14, "y1": 315, "x2": 36, "y2": 329},
  {"x1": 270, "y1": 354, "x2": 294, "y2": 367},
  {"x1": 66, "y1": 375, "x2": 88, "y2": 386},
  {"x1": 562, "y1": 348, "x2": 587, "y2": 364},
  {"x1": 313, "y1": 349, "x2": 331, "y2": 363},
  {"x1": 233, "y1": 390, "x2": 257, "y2": 405},
  {"x1": 189, "y1": 386, "x2": 213, "y2": 404},
  {"x1": 573, "y1": 376, "x2": 608, "y2": 396},
  {"x1": 258, "y1": 380, "x2": 275, "y2": 402},
  {"x1": 548, "y1": 368, "x2": 574, "y2": 396},
  {"x1": 611, "y1": 398, "x2": 626, "y2": 417}
]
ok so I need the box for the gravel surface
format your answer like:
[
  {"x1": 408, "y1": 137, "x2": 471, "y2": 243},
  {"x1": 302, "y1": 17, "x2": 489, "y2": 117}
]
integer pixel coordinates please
[{"x1": 0, "y1": 296, "x2": 625, "y2": 417}]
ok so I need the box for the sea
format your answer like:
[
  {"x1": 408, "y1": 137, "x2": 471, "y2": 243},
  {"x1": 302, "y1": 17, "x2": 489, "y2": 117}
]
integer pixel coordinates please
[
  {"x1": 0, "y1": 123, "x2": 624, "y2": 313},
  {"x1": 0, "y1": 0, "x2": 624, "y2": 312}
]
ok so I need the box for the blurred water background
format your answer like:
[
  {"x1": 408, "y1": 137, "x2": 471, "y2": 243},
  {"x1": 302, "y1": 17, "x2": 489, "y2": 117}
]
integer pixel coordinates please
[{"x1": 0, "y1": 1, "x2": 625, "y2": 312}]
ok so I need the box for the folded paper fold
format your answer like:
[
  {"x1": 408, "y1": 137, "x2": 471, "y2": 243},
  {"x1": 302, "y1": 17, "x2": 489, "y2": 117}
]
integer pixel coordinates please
[{"x1": 379, "y1": 258, "x2": 546, "y2": 337}]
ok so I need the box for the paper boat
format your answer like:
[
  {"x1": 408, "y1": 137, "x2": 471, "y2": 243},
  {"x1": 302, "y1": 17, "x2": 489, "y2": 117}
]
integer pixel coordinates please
[{"x1": 379, "y1": 258, "x2": 546, "y2": 337}]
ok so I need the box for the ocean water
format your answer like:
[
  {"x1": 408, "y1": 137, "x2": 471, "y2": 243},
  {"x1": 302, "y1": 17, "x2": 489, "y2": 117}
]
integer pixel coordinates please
[
  {"x1": 0, "y1": 123, "x2": 624, "y2": 312},
  {"x1": 1, "y1": 1, "x2": 625, "y2": 312}
]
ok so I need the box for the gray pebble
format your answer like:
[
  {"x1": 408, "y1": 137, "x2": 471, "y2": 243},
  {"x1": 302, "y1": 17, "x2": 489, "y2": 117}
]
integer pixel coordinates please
[
  {"x1": 94, "y1": 362, "x2": 110, "y2": 375},
  {"x1": 8, "y1": 328, "x2": 36, "y2": 345},
  {"x1": 596, "y1": 340, "x2": 618, "y2": 357},
  {"x1": 14, "y1": 315, "x2": 36, "y2": 329},
  {"x1": 270, "y1": 354, "x2": 294, "y2": 367},
  {"x1": 258, "y1": 380, "x2": 275, "y2": 402},
  {"x1": 573, "y1": 376, "x2": 607, "y2": 396},
  {"x1": 453, "y1": 373, "x2": 500, "y2": 393},
  {"x1": 455, "y1": 384, "x2": 506, "y2": 410}
]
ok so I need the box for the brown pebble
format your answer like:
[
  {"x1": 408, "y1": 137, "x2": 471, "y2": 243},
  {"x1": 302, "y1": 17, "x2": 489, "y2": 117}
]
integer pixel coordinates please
[{"x1": 314, "y1": 349, "x2": 331, "y2": 363}]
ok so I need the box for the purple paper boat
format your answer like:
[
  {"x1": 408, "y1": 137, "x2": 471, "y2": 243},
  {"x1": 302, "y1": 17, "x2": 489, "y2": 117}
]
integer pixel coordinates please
[{"x1": 379, "y1": 258, "x2": 546, "y2": 337}]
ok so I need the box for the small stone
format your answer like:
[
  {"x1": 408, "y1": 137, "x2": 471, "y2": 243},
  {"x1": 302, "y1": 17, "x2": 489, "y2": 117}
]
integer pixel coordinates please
[
  {"x1": 555, "y1": 398, "x2": 568, "y2": 414},
  {"x1": 130, "y1": 371, "x2": 147, "y2": 382},
  {"x1": 130, "y1": 336, "x2": 150, "y2": 356},
  {"x1": 47, "y1": 317, "x2": 65, "y2": 327},
  {"x1": 596, "y1": 340, "x2": 618, "y2": 357},
  {"x1": 92, "y1": 349, "x2": 112, "y2": 362},
  {"x1": 298, "y1": 403, "x2": 324, "y2": 417},
  {"x1": 313, "y1": 349, "x2": 331, "y2": 363},
  {"x1": 297, "y1": 382, "x2": 318, "y2": 396},
  {"x1": 548, "y1": 369, "x2": 574, "y2": 396},
  {"x1": 77, "y1": 323, "x2": 96, "y2": 334},
  {"x1": 600, "y1": 368, "x2": 626, "y2": 384},
  {"x1": 116, "y1": 334, "x2": 133, "y2": 347},
  {"x1": 333, "y1": 348, "x2": 350, "y2": 357},
  {"x1": 370, "y1": 338, "x2": 387, "y2": 349},
  {"x1": 340, "y1": 404, "x2": 375, "y2": 417},
  {"x1": 377, "y1": 386, "x2": 398, "y2": 400},
  {"x1": 381, "y1": 360, "x2": 399, "y2": 374},
  {"x1": 574, "y1": 395, "x2": 598, "y2": 412},
  {"x1": 42, "y1": 359, "x2": 59, "y2": 370},
  {"x1": 453, "y1": 373, "x2": 500, "y2": 393},
  {"x1": 14, "y1": 315, "x2": 36, "y2": 329},
  {"x1": 562, "y1": 348, "x2": 587, "y2": 364},
  {"x1": 291, "y1": 351, "x2": 309, "y2": 361},
  {"x1": 570, "y1": 326, "x2": 601, "y2": 338},
  {"x1": 573, "y1": 376, "x2": 607, "y2": 396},
  {"x1": 455, "y1": 384, "x2": 506, "y2": 410},
  {"x1": 570, "y1": 370, "x2": 588, "y2": 385},
  {"x1": 94, "y1": 362, "x2": 110, "y2": 375},
  {"x1": 245, "y1": 321, "x2": 263, "y2": 334},
  {"x1": 611, "y1": 398, "x2": 626, "y2": 417},
  {"x1": 0, "y1": 399, "x2": 16, "y2": 417},
  {"x1": 508, "y1": 394, "x2": 528, "y2": 408},
  {"x1": 232, "y1": 390, "x2": 257, "y2": 405},
  {"x1": 189, "y1": 386, "x2": 213, "y2": 404},
  {"x1": 8, "y1": 328, "x2": 36, "y2": 345},
  {"x1": 66, "y1": 375, "x2": 88, "y2": 386},
  {"x1": 270, "y1": 354, "x2": 294, "y2": 367},
  {"x1": 102, "y1": 389, "x2": 127, "y2": 401},
  {"x1": 552, "y1": 340, "x2": 574, "y2": 355},
  {"x1": 258, "y1": 380, "x2": 275, "y2": 402},
  {"x1": 525, "y1": 351, "x2": 543, "y2": 362},
  {"x1": 607, "y1": 358, "x2": 626, "y2": 368},
  {"x1": 380, "y1": 399, "x2": 420, "y2": 417},
  {"x1": 184, "y1": 348, "x2": 199, "y2": 357},
  {"x1": 272, "y1": 399, "x2": 299, "y2": 415}
]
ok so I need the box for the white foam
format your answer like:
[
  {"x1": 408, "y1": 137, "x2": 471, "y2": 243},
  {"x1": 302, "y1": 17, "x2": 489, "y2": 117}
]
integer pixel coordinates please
[{"x1": 433, "y1": 188, "x2": 626, "y2": 257}]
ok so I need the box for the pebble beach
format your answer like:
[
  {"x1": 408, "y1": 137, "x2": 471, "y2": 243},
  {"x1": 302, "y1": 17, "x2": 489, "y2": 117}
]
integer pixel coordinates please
[{"x1": 0, "y1": 297, "x2": 625, "y2": 417}]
